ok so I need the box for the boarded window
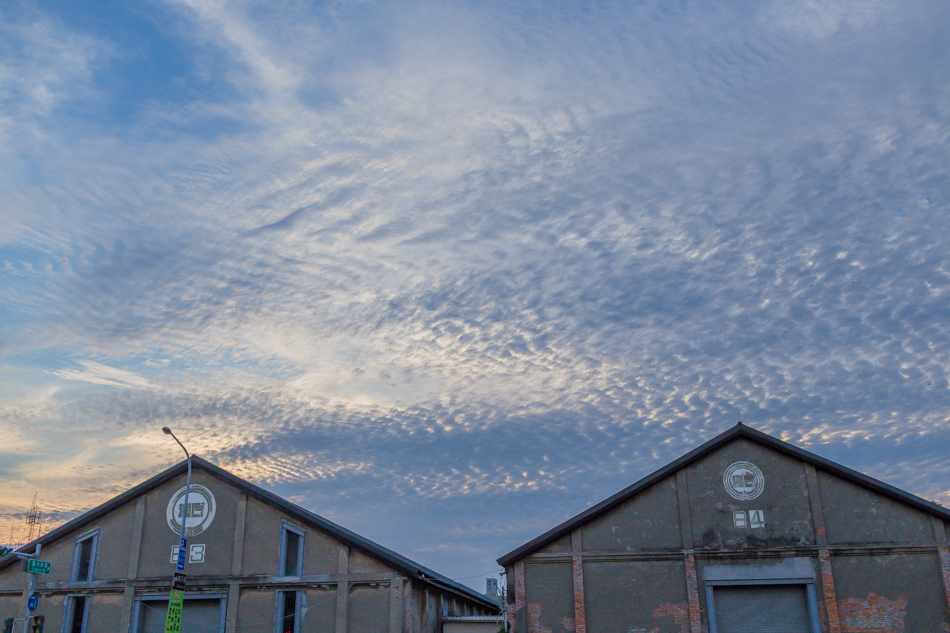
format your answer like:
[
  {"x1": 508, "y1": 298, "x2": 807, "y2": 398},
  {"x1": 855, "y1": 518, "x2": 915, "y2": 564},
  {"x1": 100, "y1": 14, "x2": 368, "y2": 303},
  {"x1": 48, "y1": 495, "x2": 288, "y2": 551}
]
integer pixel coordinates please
[{"x1": 712, "y1": 585, "x2": 811, "y2": 633}]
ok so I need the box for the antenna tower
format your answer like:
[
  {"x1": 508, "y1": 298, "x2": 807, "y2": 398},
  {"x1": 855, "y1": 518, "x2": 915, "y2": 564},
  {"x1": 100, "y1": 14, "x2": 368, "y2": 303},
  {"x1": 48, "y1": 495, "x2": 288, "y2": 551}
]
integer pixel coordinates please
[{"x1": 24, "y1": 492, "x2": 42, "y2": 543}]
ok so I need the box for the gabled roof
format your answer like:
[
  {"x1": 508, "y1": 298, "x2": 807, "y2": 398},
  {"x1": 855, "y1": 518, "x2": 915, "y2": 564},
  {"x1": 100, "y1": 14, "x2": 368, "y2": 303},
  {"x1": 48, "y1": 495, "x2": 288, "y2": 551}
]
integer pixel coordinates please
[
  {"x1": 0, "y1": 456, "x2": 498, "y2": 610},
  {"x1": 497, "y1": 422, "x2": 950, "y2": 566}
]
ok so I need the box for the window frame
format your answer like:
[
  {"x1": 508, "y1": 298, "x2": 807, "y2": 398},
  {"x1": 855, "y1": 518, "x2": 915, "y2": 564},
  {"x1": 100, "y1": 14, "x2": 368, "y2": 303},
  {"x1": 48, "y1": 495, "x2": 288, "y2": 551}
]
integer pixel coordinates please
[
  {"x1": 70, "y1": 529, "x2": 99, "y2": 583},
  {"x1": 61, "y1": 595, "x2": 91, "y2": 633},
  {"x1": 274, "y1": 589, "x2": 302, "y2": 633},
  {"x1": 703, "y1": 558, "x2": 822, "y2": 633},
  {"x1": 131, "y1": 592, "x2": 227, "y2": 633},
  {"x1": 278, "y1": 521, "x2": 305, "y2": 577}
]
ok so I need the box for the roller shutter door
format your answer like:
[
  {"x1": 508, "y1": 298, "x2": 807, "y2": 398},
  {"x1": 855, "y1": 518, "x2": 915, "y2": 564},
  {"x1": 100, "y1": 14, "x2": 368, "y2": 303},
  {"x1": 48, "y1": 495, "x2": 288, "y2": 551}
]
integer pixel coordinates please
[
  {"x1": 138, "y1": 598, "x2": 223, "y2": 633},
  {"x1": 713, "y1": 584, "x2": 811, "y2": 633}
]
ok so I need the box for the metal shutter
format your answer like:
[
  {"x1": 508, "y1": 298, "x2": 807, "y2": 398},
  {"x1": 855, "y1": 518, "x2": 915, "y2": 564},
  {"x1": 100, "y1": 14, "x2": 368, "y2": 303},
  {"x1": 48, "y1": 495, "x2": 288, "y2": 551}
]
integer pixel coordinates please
[
  {"x1": 713, "y1": 585, "x2": 811, "y2": 633},
  {"x1": 138, "y1": 599, "x2": 222, "y2": 633}
]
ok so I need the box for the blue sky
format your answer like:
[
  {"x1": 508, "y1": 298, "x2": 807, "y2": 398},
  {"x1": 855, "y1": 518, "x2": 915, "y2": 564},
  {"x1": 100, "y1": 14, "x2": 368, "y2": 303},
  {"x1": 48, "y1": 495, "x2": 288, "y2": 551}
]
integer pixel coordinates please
[{"x1": 1, "y1": 0, "x2": 949, "y2": 589}]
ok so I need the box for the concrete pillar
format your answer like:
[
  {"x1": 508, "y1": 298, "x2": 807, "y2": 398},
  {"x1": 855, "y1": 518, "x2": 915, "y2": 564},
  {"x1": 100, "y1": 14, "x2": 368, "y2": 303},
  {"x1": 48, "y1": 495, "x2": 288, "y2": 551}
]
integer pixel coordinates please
[
  {"x1": 817, "y1": 550, "x2": 841, "y2": 633},
  {"x1": 336, "y1": 547, "x2": 349, "y2": 633},
  {"x1": 683, "y1": 552, "x2": 702, "y2": 633},
  {"x1": 120, "y1": 497, "x2": 147, "y2": 632},
  {"x1": 231, "y1": 494, "x2": 247, "y2": 576},
  {"x1": 390, "y1": 577, "x2": 404, "y2": 633},
  {"x1": 675, "y1": 469, "x2": 702, "y2": 633},
  {"x1": 513, "y1": 561, "x2": 525, "y2": 633},
  {"x1": 570, "y1": 531, "x2": 586, "y2": 633},
  {"x1": 805, "y1": 464, "x2": 841, "y2": 633}
]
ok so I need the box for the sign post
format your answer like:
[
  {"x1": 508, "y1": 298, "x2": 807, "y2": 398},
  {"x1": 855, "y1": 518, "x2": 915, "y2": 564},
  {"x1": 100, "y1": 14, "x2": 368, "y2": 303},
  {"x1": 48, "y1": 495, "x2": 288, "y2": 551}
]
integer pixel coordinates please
[{"x1": 162, "y1": 427, "x2": 192, "y2": 633}]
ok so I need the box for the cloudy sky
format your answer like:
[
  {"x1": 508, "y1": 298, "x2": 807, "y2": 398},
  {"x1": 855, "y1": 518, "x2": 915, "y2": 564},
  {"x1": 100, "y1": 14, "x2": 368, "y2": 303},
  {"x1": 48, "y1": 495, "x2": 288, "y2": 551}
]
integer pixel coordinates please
[{"x1": 1, "y1": 0, "x2": 949, "y2": 588}]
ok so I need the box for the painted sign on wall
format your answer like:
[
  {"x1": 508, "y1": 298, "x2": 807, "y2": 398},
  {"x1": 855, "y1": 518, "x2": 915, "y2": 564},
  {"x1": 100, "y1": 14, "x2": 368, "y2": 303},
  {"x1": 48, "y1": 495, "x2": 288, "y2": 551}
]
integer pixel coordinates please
[
  {"x1": 723, "y1": 462, "x2": 765, "y2": 500},
  {"x1": 166, "y1": 485, "x2": 217, "y2": 537}
]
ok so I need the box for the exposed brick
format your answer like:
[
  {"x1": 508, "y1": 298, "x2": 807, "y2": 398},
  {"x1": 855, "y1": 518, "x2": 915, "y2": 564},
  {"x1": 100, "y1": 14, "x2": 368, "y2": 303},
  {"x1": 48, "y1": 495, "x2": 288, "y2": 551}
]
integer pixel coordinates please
[
  {"x1": 513, "y1": 562, "x2": 526, "y2": 633},
  {"x1": 683, "y1": 552, "x2": 703, "y2": 633},
  {"x1": 838, "y1": 593, "x2": 908, "y2": 633},
  {"x1": 653, "y1": 601, "x2": 690, "y2": 633},
  {"x1": 527, "y1": 603, "x2": 552, "y2": 633},
  {"x1": 572, "y1": 554, "x2": 586, "y2": 633},
  {"x1": 939, "y1": 546, "x2": 950, "y2": 616},
  {"x1": 819, "y1": 549, "x2": 842, "y2": 633}
]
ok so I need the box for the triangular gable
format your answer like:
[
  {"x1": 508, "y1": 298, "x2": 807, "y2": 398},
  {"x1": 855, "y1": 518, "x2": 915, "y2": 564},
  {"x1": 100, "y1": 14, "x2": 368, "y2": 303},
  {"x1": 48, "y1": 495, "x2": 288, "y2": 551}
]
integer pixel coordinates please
[
  {"x1": 497, "y1": 422, "x2": 950, "y2": 565},
  {"x1": 0, "y1": 456, "x2": 497, "y2": 609}
]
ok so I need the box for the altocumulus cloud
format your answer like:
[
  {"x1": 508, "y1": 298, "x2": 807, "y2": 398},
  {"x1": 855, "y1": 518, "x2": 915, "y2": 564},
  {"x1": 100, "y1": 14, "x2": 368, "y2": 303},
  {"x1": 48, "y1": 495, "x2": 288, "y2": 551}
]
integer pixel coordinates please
[{"x1": 1, "y1": 0, "x2": 949, "y2": 585}]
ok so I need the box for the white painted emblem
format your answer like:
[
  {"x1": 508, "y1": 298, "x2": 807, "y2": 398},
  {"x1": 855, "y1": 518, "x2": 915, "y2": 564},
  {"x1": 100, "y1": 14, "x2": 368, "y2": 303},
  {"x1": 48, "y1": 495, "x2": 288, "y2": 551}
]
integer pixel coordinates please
[
  {"x1": 723, "y1": 461, "x2": 765, "y2": 500},
  {"x1": 166, "y1": 485, "x2": 217, "y2": 537}
]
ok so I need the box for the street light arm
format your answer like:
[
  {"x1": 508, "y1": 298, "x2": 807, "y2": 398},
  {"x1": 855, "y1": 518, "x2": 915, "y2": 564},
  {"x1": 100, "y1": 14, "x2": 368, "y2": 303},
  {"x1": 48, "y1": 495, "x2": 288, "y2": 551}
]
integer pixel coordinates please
[{"x1": 163, "y1": 427, "x2": 190, "y2": 461}]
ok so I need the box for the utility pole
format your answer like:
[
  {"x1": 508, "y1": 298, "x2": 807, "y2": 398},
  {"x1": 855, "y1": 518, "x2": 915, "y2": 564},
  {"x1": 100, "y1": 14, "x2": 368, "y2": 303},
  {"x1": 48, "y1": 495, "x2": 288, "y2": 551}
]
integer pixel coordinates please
[{"x1": 162, "y1": 427, "x2": 192, "y2": 633}]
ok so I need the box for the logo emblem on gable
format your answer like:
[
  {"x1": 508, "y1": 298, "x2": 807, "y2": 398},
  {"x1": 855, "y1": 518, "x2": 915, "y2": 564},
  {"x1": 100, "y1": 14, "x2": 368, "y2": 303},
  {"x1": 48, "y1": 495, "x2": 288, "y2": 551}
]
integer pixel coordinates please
[
  {"x1": 723, "y1": 461, "x2": 765, "y2": 500},
  {"x1": 166, "y1": 484, "x2": 217, "y2": 537}
]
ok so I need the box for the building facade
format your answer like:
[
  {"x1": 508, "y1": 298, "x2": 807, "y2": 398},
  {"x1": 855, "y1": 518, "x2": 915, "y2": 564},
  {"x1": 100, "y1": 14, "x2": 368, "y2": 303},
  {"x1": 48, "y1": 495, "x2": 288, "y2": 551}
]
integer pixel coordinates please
[
  {"x1": 498, "y1": 423, "x2": 950, "y2": 633},
  {"x1": 0, "y1": 457, "x2": 498, "y2": 633}
]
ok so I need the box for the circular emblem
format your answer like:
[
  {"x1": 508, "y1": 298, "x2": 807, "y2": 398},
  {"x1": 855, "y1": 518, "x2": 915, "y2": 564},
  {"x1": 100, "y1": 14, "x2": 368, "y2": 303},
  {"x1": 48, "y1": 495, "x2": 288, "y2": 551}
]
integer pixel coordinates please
[
  {"x1": 723, "y1": 461, "x2": 765, "y2": 500},
  {"x1": 166, "y1": 484, "x2": 217, "y2": 537}
]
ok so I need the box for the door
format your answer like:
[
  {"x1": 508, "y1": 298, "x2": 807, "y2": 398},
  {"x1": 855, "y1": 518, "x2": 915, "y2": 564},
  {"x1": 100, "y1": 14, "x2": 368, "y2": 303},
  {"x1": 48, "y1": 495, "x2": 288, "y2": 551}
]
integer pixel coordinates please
[{"x1": 712, "y1": 584, "x2": 812, "y2": 633}]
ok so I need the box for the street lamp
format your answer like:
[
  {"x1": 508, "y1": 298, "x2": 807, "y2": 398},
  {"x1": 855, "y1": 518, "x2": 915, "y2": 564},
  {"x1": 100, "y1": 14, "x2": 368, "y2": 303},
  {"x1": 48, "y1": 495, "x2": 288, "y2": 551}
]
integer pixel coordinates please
[{"x1": 162, "y1": 427, "x2": 192, "y2": 633}]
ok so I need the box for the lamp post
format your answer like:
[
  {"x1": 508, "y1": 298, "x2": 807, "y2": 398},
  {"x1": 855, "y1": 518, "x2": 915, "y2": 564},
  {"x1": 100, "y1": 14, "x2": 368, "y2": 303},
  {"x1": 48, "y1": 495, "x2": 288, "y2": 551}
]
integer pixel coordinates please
[{"x1": 162, "y1": 427, "x2": 192, "y2": 633}]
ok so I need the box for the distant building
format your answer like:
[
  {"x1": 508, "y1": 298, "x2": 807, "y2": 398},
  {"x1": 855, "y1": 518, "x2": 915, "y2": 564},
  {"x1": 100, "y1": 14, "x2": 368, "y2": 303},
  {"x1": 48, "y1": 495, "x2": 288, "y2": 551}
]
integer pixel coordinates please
[
  {"x1": 497, "y1": 423, "x2": 950, "y2": 633},
  {"x1": 0, "y1": 456, "x2": 498, "y2": 633}
]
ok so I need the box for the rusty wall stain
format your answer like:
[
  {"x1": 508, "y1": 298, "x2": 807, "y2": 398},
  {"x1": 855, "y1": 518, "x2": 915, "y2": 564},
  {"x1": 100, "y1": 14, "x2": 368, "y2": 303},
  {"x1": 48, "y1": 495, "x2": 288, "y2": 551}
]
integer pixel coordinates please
[
  {"x1": 652, "y1": 601, "x2": 690, "y2": 633},
  {"x1": 838, "y1": 593, "x2": 908, "y2": 633}
]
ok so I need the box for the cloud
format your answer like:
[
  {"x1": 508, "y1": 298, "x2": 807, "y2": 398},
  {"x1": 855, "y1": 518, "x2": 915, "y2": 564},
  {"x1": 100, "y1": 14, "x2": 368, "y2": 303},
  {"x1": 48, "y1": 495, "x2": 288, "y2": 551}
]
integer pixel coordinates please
[
  {"x1": 52, "y1": 361, "x2": 152, "y2": 389},
  {"x1": 0, "y1": 0, "x2": 949, "y2": 586}
]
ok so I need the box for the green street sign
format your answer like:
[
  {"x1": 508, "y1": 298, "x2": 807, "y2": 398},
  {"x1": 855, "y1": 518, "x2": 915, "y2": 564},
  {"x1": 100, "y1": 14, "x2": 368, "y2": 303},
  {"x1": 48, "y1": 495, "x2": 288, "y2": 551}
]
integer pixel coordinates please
[
  {"x1": 164, "y1": 589, "x2": 184, "y2": 633},
  {"x1": 26, "y1": 559, "x2": 50, "y2": 575}
]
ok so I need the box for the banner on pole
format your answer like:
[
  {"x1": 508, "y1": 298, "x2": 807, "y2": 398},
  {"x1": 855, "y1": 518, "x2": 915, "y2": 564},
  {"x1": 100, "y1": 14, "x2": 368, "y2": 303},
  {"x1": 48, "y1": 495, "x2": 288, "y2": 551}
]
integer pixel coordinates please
[{"x1": 164, "y1": 589, "x2": 184, "y2": 633}]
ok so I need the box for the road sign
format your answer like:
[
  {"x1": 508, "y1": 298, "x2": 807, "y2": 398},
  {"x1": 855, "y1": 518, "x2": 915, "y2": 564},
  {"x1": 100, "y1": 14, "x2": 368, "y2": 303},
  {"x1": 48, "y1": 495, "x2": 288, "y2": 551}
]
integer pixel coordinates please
[
  {"x1": 26, "y1": 560, "x2": 50, "y2": 575},
  {"x1": 27, "y1": 594, "x2": 37, "y2": 612},
  {"x1": 176, "y1": 538, "x2": 187, "y2": 572},
  {"x1": 164, "y1": 589, "x2": 184, "y2": 633}
]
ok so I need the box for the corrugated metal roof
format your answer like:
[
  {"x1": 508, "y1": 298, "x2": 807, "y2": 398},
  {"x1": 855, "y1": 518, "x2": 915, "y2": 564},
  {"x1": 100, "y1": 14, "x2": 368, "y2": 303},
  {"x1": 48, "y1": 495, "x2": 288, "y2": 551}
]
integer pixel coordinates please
[
  {"x1": 497, "y1": 422, "x2": 950, "y2": 566},
  {"x1": 0, "y1": 456, "x2": 499, "y2": 610},
  {"x1": 443, "y1": 616, "x2": 504, "y2": 622}
]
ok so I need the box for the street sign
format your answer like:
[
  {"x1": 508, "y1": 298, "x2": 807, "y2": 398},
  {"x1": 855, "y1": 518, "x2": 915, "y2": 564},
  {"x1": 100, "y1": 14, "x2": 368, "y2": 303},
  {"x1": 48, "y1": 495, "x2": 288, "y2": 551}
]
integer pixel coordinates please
[
  {"x1": 176, "y1": 538, "x2": 187, "y2": 572},
  {"x1": 172, "y1": 572, "x2": 187, "y2": 592},
  {"x1": 27, "y1": 594, "x2": 37, "y2": 612},
  {"x1": 164, "y1": 589, "x2": 184, "y2": 633},
  {"x1": 26, "y1": 560, "x2": 50, "y2": 575}
]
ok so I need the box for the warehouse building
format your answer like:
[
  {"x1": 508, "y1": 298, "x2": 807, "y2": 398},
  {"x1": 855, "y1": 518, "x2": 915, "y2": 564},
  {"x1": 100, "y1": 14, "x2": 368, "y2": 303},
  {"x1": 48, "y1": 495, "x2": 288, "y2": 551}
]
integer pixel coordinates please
[
  {"x1": 0, "y1": 456, "x2": 498, "y2": 633},
  {"x1": 498, "y1": 423, "x2": 950, "y2": 633}
]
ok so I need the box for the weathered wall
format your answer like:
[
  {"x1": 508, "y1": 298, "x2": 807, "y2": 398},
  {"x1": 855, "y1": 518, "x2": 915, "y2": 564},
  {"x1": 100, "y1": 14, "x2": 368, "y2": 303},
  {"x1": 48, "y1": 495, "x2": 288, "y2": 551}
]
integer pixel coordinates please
[
  {"x1": 831, "y1": 553, "x2": 950, "y2": 632},
  {"x1": 0, "y1": 565, "x2": 22, "y2": 592},
  {"x1": 305, "y1": 530, "x2": 345, "y2": 576},
  {"x1": 686, "y1": 439, "x2": 814, "y2": 549},
  {"x1": 303, "y1": 586, "x2": 338, "y2": 633},
  {"x1": 0, "y1": 594, "x2": 21, "y2": 624},
  {"x1": 819, "y1": 473, "x2": 935, "y2": 546},
  {"x1": 349, "y1": 550, "x2": 391, "y2": 574},
  {"x1": 347, "y1": 584, "x2": 390, "y2": 633},
  {"x1": 237, "y1": 589, "x2": 277, "y2": 633},
  {"x1": 524, "y1": 562, "x2": 573, "y2": 633},
  {"x1": 86, "y1": 591, "x2": 125, "y2": 631},
  {"x1": 581, "y1": 476, "x2": 681, "y2": 552},
  {"x1": 138, "y1": 470, "x2": 242, "y2": 578},
  {"x1": 584, "y1": 559, "x2": 689, "y2": 633}
]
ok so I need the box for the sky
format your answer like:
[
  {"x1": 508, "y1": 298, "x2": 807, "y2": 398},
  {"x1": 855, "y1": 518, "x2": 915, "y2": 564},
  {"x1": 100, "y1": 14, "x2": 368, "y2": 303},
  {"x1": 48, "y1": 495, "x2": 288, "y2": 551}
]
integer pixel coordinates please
[{"x1": 1, "y1": 0, "x2": 949, "y2": 591}]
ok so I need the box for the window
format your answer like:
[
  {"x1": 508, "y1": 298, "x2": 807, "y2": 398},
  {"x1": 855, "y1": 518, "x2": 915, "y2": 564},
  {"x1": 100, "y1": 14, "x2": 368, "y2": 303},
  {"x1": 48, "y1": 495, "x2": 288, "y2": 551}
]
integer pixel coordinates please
[
  {"x1": 278, "y1": 523, "x2": 304, "y2": 577},
  {"x1": 71, "y1": 531, "x2": 98, "y2": 582},
  {"x1": 276, "y1": 591, "x2": 299, "y2": 633},
  {"x1": 65, "y1": 596, "x2": 90, "y2": 633},
  {"x1": 704, "y1": 559, "x2": 822, "y2": 633}
]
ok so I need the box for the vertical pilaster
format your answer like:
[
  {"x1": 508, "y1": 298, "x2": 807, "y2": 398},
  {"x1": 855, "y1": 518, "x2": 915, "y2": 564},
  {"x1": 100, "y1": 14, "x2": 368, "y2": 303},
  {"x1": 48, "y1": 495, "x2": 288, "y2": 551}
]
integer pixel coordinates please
[
  {"x1": 514, "y1": 561, "x2": 526, "y2": 633},
  {"x1": 121, "y1": 497, "x2": 147, "y2": 632},
  {"x1": 804, "y1": 465, "x2": 828, "y2": 546},
  {"x1": 403, "y1": 578, "x2": 413, "y2": 633},
  {"x1": 818, "y1": 550, "x2": 841, "y2": 633},
  {"x1": 932, "y1": 515, "x2": 950, "y2": 617},
  {"x1": 683, "y1": 553, "x2": 702, "y2": 633},
  {"x1": 570, "y1": 531, "x2": 586, "y2": 633},
  {"x1": 806, "y1": 465, "x2": 840, "y2": 632},
  {"x1": 676, "y1": 469, "x2": 702, "y2": 633},
  {"x1": 336, "y1": 547, "x2": 349, "y2": 633},
  {"x1": 390, "y1": 577, "x2": 404, "y2": 633},
  {"x1": 225, "y1": 582, "x2": 241, "y2": 633},
  {"x1": 231, "y1": 494, "x2": 247, "y2": 576}
]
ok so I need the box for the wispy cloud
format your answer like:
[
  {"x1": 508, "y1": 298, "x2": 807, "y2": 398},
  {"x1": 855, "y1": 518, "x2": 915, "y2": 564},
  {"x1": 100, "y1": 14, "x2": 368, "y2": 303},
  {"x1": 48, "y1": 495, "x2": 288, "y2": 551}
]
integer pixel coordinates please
[{"x1": 0, "y1": 0, "x2": 949, "y2": 585}]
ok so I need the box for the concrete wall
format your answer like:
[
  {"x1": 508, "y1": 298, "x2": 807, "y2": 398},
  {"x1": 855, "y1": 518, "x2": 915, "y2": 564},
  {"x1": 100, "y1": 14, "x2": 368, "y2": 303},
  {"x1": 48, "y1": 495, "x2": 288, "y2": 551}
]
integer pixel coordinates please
[
  {"x1": 509, "y1": 436, "x2": 950, "y2": 633},
  {"x1": 584, "y1": 560, "x2": 688, "y2": 633},
  {"x1": 0, "y1": 465, "x2": 493, "y2": 633}
]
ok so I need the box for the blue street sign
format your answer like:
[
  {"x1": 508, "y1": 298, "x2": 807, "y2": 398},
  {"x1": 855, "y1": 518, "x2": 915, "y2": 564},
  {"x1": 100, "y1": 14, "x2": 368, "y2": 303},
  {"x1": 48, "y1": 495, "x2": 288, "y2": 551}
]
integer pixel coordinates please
[
  {"x1": 27, "y1": 594, "x2": 37, "y2": 612},
  {"x1": 176, "y1": 537, "x2": 187, "y2": 571}
]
